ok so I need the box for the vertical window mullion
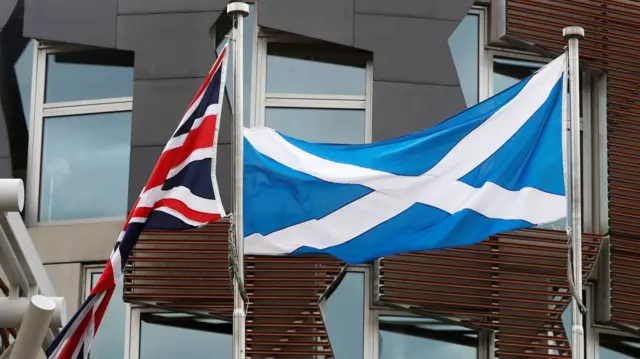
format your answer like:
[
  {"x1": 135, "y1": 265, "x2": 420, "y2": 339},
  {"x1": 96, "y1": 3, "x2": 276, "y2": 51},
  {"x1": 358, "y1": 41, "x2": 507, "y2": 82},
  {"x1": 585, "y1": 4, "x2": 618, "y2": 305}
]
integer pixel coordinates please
[{"x1": 26, "y1": 43, "x2": 48, "y2": 226}]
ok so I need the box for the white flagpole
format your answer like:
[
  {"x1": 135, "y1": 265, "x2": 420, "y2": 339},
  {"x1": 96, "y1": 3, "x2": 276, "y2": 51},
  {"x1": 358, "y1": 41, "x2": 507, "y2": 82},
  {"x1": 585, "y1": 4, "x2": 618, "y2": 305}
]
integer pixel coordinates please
[
  {"x1": 563, "y1": 25, "x2": 585, "y2": 359},
  {"x1": 227, "y1": 3, "x2": 249, "y2": 359}
]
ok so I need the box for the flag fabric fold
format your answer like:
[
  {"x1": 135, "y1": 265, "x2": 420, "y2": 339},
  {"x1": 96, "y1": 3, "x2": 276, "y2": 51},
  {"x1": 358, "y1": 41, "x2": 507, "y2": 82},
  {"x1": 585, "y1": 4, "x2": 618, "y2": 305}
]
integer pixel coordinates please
[
  {"x1": 243, "y1": 54, "x2": 568, "y2": 264},
  {"x1": 46, "y1": 43, "x2": 230, "y2": 359}
]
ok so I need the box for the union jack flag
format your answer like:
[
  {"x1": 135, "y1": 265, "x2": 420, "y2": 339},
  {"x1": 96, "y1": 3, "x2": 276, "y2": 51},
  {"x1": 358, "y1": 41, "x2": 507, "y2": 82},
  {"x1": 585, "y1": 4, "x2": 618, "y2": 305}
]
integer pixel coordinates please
[{"x1": 46, "y1": 42, "x2": 230, "y2": 359}]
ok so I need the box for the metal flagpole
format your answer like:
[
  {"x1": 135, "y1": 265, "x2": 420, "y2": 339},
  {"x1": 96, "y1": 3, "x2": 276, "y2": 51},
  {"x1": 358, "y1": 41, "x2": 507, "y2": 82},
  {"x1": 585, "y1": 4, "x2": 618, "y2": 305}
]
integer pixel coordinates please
[
  {"x1": 563, "y1": 25, "x2": 585, "y2": 359},
  {"x1": 227, "y1": 2, "x2": 249, "y2": 359}
]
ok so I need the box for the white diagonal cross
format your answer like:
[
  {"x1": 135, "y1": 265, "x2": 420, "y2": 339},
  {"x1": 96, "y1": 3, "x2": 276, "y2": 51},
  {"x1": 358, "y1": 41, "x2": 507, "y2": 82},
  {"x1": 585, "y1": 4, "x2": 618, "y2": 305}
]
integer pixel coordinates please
[{"x1": 244, "y1": 54, "x2": 566, "y2": 255}]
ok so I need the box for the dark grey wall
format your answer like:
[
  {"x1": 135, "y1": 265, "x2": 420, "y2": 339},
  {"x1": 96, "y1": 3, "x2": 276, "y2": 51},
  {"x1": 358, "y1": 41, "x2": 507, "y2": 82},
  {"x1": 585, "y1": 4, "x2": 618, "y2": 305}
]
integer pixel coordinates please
[
  {"x1": 0, "y1": 0, "x2": 23, "y2": 179},
  {"x1": 7, "y1": 0, "x2": 474, "y2": 207}
]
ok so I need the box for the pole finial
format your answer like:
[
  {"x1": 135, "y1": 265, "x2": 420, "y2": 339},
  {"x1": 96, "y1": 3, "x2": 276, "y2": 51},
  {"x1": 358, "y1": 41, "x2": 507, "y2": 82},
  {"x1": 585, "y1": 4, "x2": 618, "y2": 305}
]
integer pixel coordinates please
[
  {"x1": 563, "y1": 26, "x2": 585, "y2": 40},
  {"x1": 226, "y1": 2, "x2": 250, "y2": 17}
]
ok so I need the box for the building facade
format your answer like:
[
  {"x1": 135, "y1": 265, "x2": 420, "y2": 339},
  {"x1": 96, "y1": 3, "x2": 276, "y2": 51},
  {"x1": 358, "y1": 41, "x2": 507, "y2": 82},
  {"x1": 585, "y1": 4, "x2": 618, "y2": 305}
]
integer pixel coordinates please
[{"x1": 0, "y1": 0, "x2": 639, "y2": 358}]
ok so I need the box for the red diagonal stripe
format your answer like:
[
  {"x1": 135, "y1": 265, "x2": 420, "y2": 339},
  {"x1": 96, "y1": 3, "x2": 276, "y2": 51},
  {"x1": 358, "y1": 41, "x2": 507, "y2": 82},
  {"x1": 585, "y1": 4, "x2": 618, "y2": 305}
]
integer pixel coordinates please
[
  {"x1": 90, "y1": 261, "x2": 115, "y2": 294},
  {"x1": 131, "y1": 198, "x2": 222, "y2": 224},
  {"x1": 58, "y1": 302, "x2": 94, "y2": 359}
]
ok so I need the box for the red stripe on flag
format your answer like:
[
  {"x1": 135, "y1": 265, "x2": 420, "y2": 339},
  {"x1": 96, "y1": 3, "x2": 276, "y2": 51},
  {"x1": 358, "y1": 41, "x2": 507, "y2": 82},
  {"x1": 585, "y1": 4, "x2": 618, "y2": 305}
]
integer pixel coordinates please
[
  {"x1": 145, "y1": 114, "x2": 218, "y2": 190},
  {"x1": 93, "y1": 289, "x2": 114, "y2": 336},
  {"x1": 131, "y1": 198, "x2": 223, "y2": 224},
  {"x1": 58, "y1": 304, "x2": 94, "y2": 359},
  {"x1": 90, "y1": 260, "x2": 115, "y2": 294}
]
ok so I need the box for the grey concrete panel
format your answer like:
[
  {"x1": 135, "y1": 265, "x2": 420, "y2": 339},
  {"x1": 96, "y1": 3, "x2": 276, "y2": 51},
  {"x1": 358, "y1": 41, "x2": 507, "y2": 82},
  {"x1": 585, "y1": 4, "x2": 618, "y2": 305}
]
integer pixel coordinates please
[
  {"x1": 128, "y1": 145, "x2": 162, "y2": 207},
  {"x1": 30, "y1": 221, "x2": 122, "y2": 264},
  {"x1": 128, "y1": 144, "x2": 231, "y2": 211},
  {"x1": 258, "y1": 0, "x2": 354, "y2": 46},
  {"x1": 118, "y1": 0, "x2": 228, "y2": 15},
  {"x1": 354, "y1": 14, "x2": 460, "y2": 86},
  {"x1": 116, "y1": 12, "x2": 220, "y2": 80},
  {"x1": 130, "y1": 78, "x2": 232, "y2": 147},
  {"x1": 371, "y1": 81, "x2": 466, "y2": 141},
  {"x1": 131, "y1": 77, "x2": 203, "y2": 146},
  {"x1": 44, "y1": 263, "x2": 81, "y2": 314},
  {"x1": 0, "y1": 157, "x2": 10, "y2": 178},
  {"x1": 23, "y1": 0, "x2": 118, "y2": 48},
  {"x1": 355, "y1": 0, "x2": 475, "y2": 21},
  {"x1": 0, "y1": 0, "x2": 18, "y2": 30}
]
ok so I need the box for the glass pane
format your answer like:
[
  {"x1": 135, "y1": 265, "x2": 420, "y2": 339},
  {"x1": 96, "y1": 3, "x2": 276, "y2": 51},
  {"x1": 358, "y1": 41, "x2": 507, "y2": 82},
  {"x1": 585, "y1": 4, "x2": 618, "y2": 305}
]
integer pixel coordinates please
[
  {"x1": 266, "y1": 44, "x2": 366, "y2": 95},
  {"x1": 379, "y1": 316, "x2": 477, "y2": 359},
  {"x1": 600, "y1": 334, "x2": 640, "y2": 359},
  {"x1": 216, "y1": 4, "x2": 254, "y2": 127},
  {"x1": 449, "y1": 14, "x2": 479, "y2": 107},
  {"x1": 89, "y1": 272, "x2": 126, "y2": 359},
  {"x1": 562, "y1": 302, "x2": 572, "y2": 349},
  {"x1": 15, "y1": 40, "x2": 35, "y2": 126},
  {"x1": 140, "y1": 314, "x2": 231, "y2": 358},
  {"x1": 323, "y1": 272, "x2": 365, "y2": 359},
  {"x1": 45, "y1": 50, "x2": 134, "y2": 102},
  {"x1": 39, "y1": 112, "x2": 131, "y2": 222},
  {"x1": 492, "y1": 57, "x2": 543, "y2": 95},
  {"x1": 265, "y1": 108, "x2": 365, "y2": 144}
]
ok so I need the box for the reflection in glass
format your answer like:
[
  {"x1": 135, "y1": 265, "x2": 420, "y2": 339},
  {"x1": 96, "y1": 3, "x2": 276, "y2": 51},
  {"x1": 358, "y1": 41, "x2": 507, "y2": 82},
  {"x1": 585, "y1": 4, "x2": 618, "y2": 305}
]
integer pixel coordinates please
[
  {"x1": 323, "y1": 272, "x2": 365, "y2": 359},
  {"x1": 448, "y1": 14, "x2": 479, "y2": 107},
  {"x1": 15, "y1": 40, "x2": 35, "y2": 126},
  {"x1": 140, "y1": 314, "x2": 231, "y2": 358},
  {"x1": 492, "y1": 58, "x2": 543, "y2": 95},
  {"x1": 265, "y1": 108, "x2": 365, "y2": 144},
  {"x1": 89, "y1": 272, "x2": 125, "y2": 359},
  {"x1": 216, "y1": 4, "x2": 254, "y2": 126},
  {"x1": 266, "y1": 45, "x2": 366, "y2": 95},
  {"x1": 379, "y1": 316, "x2": 477, "y2": 359},
  {"x1": 45, "y1": 50, "x2": 134, "y2": 102},
  {"x1": 600, "y1": 334, "x2": 640, "y2": 359},
  {"x1": 562, "y1": 302, "x2": 572, "y2": 349},
  {"x1": 39, "y1": 112, "x2": 131, "y2": 222}
]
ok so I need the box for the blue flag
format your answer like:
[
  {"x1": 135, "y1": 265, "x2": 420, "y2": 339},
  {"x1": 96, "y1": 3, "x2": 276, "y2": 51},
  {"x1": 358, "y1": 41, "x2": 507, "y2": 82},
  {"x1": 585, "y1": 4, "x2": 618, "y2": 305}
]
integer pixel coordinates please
[{"x1": 243, "y1": 54, "x2": 567, "y2": 264}]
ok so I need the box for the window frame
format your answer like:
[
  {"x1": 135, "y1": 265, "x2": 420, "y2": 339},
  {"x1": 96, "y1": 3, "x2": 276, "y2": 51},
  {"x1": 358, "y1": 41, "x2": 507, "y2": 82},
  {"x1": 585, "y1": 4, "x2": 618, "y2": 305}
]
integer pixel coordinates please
[
  {"x1": 252, "y1": 28, "x2": 374, "y2": 144},
  {"x1": 370, "y1": 308, "x2": 492, "y2": 359},
  {"x1": 585, "y1": 285, "x2": 640, "y2": 359},
  {"x1": 25, "y1": 41, "x2": 134, "y2": 227},
  {"x1": 318, "y1": 266, "x2": 373, "y2": 359}
]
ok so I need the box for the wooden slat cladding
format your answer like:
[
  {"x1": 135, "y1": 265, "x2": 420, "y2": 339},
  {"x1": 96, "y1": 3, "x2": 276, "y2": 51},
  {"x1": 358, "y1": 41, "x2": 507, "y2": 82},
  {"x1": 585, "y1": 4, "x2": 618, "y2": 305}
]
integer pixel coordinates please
[
  {"x1": 123, "y1": 222, "x2": 342, "y2": 358},
  {"x1": 506, "y1": 0, "x2": 640, "y2": 333},
  {"x1": 378, "y1": 229, "x2": 602, "y2": 359}
]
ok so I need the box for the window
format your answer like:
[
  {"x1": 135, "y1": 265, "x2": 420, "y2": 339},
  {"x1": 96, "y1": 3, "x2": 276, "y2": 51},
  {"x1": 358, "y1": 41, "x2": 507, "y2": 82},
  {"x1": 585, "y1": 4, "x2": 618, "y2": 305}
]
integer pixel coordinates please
[
  {"x1": 126, "y1": 310, "x2": 231, "y2": 359},
  {"x1": 254, "y1": 33, "x2": 372, "y2": 144},
  {"x1": 377, "y1": 314, "x2": 478, "y2": 359},
  {"x1": 15, "y1": 40, "x2": 35, "y2": 128},
  {"x1": 599, "y1": 334, "x2": 640, "y2": 359},
  {"x1": 85, "y1": 266, "x2": 126, "y2": 359},
  {"x1": 449, "y1": 10, "x2": 486, "y2": 108},
  {"x1": 584, "y1": 286, "x2": 640, "y2": 359},
  {"x1": 321, "y1": 270, "x2": 367, "y2": 359},
  {"x1": 26, "y1": 42, "x2": 134, "y2": 225}
]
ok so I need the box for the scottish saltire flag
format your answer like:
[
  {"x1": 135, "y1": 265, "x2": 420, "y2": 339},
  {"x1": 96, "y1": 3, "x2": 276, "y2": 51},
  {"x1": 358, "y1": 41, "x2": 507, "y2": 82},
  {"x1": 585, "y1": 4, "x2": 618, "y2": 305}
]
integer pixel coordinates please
[
  {"x1": 46, "y1": 43, "x2": 229, "y2": 359},
  {"x1": 244, "y1": 54, "x2": 567, "y2": 264}
]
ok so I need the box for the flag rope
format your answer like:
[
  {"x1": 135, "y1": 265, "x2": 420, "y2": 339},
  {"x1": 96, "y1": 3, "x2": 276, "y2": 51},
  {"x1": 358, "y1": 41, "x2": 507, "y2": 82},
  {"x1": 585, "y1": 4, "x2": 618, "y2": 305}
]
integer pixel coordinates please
[{"x1": 228, "y1": 214, "x2": 250, "y2": 305}]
